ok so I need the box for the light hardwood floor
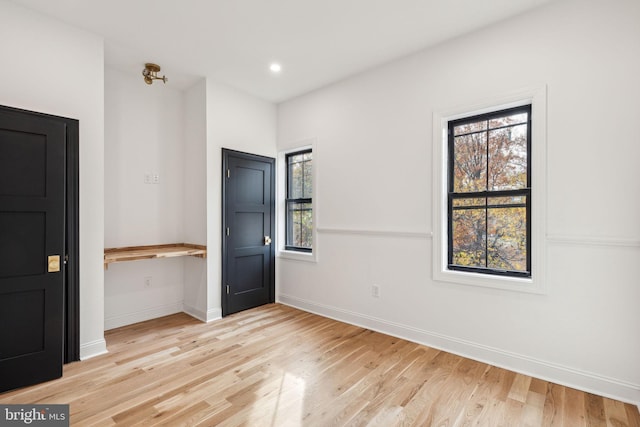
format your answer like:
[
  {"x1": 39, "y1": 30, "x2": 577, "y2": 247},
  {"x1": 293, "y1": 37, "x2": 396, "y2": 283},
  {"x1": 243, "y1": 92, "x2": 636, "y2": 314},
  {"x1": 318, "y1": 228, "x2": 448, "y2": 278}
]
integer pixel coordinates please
[{"x1": 1, "y1": 304, "x2": 638, "y2": 426}]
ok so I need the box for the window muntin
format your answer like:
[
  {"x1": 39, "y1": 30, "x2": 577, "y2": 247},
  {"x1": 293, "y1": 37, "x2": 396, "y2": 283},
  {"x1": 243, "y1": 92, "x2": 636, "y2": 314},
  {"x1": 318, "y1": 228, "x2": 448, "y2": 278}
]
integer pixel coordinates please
[
  {"x1": 448, "y1": 105, "x2": 531, "y2": 277},
  {"x1": 285, "y1": 149, "x2": 312, "y2": 252}
]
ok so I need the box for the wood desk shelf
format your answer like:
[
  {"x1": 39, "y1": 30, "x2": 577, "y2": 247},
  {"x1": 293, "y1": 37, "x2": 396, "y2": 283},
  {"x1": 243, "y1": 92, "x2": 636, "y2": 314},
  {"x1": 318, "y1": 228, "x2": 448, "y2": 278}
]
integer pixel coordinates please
[{"x1": 104, "y1": 243, "x2": 207, "y2": 269}]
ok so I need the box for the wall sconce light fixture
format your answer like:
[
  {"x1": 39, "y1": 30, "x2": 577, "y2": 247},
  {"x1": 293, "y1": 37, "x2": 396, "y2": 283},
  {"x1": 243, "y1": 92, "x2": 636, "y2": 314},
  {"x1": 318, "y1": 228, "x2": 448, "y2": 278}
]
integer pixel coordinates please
[{"x1": 142, "y1": 63, "x2": 168, "y2": 85}]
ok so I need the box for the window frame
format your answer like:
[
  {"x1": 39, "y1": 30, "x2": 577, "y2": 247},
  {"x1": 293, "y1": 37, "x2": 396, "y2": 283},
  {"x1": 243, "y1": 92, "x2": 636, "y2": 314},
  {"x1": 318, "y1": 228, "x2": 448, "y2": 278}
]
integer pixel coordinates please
[
  {"x1": 285, "y1": 148, "x2": 313, "y2": 253},
  {"x1": 432, "y1": 86, "x2": 547, "y2": 294},
  {"x1": 277, "y1": 141, "x2": 318, "y2": 263},
  {"x1": 447, "y1": 105, "x2": 532, "y2": 278}
]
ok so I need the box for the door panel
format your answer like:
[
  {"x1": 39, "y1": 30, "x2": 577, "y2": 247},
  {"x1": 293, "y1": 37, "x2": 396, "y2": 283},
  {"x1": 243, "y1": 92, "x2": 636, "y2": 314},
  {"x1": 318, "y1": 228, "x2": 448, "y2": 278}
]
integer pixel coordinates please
[
  {"x1": 0, "y1": 288, "x2": 45, "y2": 358},
  {"x1": 233, "y1": 254, "x2": 265, "y2": 293},
  {"x1": 235, "y1": 212, "x2": 265, "y2": 247},
  {"x1": 236, "y1": 166, "x2": 266, "y2": 204},
  {"x1": 0, "y1": 128, "x2": 47, "y2": 197},
  {"x1": 0, "y1": 109, "x2": 66, "y2": 393},
  {"x1": 222, "y1": 150, "x2": 275, "y2": 316},
  {"x1": 0, "y1": 212, "x2": 46, "y2": 277}
]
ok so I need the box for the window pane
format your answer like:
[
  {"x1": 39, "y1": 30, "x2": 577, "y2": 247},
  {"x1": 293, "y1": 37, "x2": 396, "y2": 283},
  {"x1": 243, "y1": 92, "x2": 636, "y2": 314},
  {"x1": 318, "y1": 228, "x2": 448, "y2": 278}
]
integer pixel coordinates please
[
  {"x1": 487, "y1": 206, "x2": 527, "y2": 272},
  {"x1": 288, "y1": 153, "x2": 312, "y2": 199},
  {"x1": 453, "y1": 197, "x2": 485, "y2": 209},
  {"x1": 302, "y1": 159, "x2": 312, "y2": 198},
  {"x1": 488, "y1": 112, "x2": 527, "y2": 129},
  {"x1": 453, "y1": 132, "x2": 487, "y2": 192},
  {"x1": 488, "y1": 196, "x2": 526, "y2": 207},
  {"x1": 286, "y1": 202, "x2": 312, "y2": 249},
  {"x1": 488, "y1": 124, "x2": 528, "y2": 191},
  {"x1": 452, "y1": 207, "x2": 486, "y2": 268},
  {"x1": 454, "y1": 120, "x2": 487, "y2": 136}
]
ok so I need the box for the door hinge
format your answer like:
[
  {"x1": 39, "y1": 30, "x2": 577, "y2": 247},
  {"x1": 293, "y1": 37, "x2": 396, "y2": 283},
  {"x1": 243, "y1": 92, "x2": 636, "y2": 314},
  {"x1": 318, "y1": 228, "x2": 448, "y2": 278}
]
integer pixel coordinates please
[
  {"x1": 226, "y1": 285, "x2": 230, "y2": 295},
  {"x1": 226, "y1": 227, "x2": 230, "y2": 236},
  {"x1": 227, "y1": 169, "x2": 230, "y2": 178}
]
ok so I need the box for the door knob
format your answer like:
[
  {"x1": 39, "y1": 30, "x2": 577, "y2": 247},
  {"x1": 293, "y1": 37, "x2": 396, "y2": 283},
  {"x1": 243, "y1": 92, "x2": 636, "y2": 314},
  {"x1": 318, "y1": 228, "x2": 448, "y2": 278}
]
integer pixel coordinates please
[
  {"x1": 264, "y1": 236, "x2": 272, "y2": 246},
  {"x1": 48, "y1": 255, "x2": 61, "y2": 273}
]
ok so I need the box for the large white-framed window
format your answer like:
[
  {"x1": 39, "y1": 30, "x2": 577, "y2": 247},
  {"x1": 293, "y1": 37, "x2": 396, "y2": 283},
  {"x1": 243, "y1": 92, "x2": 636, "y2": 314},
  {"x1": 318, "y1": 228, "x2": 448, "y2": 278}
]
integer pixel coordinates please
[
  {"x1": 277, "y1": 140, "x2": 318, "y2": 262},
  {"x1": 432, "y1": 86, "x2": 547, "y2": 293}
]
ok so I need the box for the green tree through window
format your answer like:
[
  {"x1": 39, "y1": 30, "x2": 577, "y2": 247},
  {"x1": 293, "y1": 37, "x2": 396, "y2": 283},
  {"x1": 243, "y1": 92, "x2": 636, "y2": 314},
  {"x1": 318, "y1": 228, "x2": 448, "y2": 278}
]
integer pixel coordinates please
[
  {"x1": 448, "y1": 105, "x2": 531, "y2": 277},
  {"x1": 286, "y1": 150, "x2": 312, "y2": 251}
]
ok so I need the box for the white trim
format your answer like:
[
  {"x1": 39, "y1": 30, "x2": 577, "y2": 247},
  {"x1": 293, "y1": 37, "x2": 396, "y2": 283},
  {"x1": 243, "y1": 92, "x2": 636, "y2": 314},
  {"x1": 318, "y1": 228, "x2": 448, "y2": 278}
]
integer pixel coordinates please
[
  {"x1": 183, "y1": 304, "x2": 222, "y2": 322},
  {"x1": 104, "y1": 301, "x2": 183, "y2": 331},
  {"x1": 80, "y1": 339, "x2": 108, "y2": 360},
  {"x1": 278, "y1": 294, "x2": 640, "y2": 406},
  {"x1": 206, "y1": 308, "x2": 222, "y2": 322},
  {"x1": 317, "y1": 227, "x2": 432, "y2": 239},
  {"x1": 277, "y1": 249, "x2": 317, "y2": 263},
  {"x1": 432, "y1": 85, "x2": 548, "y2": 294},
  {"x1": 277, "y1": 139, "x2": 318, "y2": 263},
  {"x1": 547, "y1": 234, "x2": 640, "y2": 249}
]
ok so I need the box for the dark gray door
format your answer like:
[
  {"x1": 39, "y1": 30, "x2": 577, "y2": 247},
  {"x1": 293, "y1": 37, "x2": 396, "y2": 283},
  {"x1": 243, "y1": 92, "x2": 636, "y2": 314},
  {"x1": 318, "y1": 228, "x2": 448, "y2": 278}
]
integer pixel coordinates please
[
  {"x1": 222, "y1": 149, "x2": 275, "y2": 316},
  {"x1": 0, "y1": 108, "x2": 66, "y2": 392}
]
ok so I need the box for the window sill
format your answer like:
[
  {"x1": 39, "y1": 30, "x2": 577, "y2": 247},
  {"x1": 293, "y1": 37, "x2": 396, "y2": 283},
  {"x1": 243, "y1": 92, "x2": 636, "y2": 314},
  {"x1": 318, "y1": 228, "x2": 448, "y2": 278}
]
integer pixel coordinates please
[
  {"x1": 434, "y1": 268, "x2": 544, "y2": 294},
  {"x1": 277, "y1": 249, "x2": 317, "y2": 263}
]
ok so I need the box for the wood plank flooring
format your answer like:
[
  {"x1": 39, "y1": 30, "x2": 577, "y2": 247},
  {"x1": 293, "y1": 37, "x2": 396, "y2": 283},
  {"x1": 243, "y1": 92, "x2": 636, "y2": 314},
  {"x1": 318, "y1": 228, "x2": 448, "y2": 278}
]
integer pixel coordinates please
[{"x1": 1, "y1": 304, "x2": 638, "y2": 426}]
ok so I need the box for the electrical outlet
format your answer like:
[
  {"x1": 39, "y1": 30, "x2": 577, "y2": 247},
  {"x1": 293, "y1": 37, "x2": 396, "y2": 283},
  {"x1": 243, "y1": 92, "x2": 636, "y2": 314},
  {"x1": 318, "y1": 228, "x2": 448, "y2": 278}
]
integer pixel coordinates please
[
  {"x1": 152, "y1": 173, "x2": 160, "y2": 184},
  {"x1": 371, "y1": 284, "x2": 380, "y2": 298},
  {"x1": 144, "y1": 276, "x2": 152, "y2": 288},
  {"x1": 144, "y1": 173, "x2": 152, "y2": 184}
]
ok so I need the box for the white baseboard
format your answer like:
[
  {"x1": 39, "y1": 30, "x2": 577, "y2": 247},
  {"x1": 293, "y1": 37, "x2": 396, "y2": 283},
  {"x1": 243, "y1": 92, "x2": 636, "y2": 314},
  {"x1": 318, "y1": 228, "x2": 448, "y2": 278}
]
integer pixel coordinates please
[
  {"x1": 104, "y1": 301, "x2": 184, "y2": 331},
  {"x1": 205, "y1": 308, "x2": 222, "y2": 322},
  {"x1": 278, "y1": 294, "x2": 640, "y2": 407},
  {"x1": 79, "y1": 338, "x2": 107, "y2": 360},
  {"x1": 183, "y1": 304, "x2": 222, "y2": 323}
]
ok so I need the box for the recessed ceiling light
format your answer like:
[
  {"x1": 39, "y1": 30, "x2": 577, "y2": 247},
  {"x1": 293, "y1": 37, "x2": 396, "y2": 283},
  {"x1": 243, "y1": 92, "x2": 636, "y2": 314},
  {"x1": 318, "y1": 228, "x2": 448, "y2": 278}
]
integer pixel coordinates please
[{"x1": 269, "y1": 63, "x2": 282, "y2": 73}]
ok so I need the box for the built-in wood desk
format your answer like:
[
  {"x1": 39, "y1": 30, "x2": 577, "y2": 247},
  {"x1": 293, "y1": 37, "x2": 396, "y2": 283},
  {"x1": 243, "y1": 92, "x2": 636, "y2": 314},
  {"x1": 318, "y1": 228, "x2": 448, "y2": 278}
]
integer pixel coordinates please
[{"x1": 104, "y1": 243, "x2": 206, "y2": 269}]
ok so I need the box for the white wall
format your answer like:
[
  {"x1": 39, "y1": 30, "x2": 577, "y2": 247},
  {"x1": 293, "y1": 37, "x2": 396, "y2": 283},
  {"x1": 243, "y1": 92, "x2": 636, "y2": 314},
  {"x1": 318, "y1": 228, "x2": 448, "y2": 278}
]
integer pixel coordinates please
[
  {"x1": 104, "y1": 67, "x2": 188, "y2": 329},
  {"x1": 206, "y1": 81, "x2": 277, "y2": 319},
  {"x1": 183, "y1": 79, "x2": 208, "y2": 320},
  {"x1": 104, "y1": 67, "x2": 185, "y2": 247},
  {"x1": 0, "y1": 1, "x2": 106, "y2": 359},
  {"x1": 276, "y1": 0, "x2": 640, "y2": 405},
  {"x1": 104, "y1": 76, "x2": 276, "y2": 325}
]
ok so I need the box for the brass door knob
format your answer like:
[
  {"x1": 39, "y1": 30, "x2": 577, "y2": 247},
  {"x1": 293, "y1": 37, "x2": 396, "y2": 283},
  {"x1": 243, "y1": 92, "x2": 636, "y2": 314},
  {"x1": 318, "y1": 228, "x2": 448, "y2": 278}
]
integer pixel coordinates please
[{"x1": 48, "y1": 255, "x2": 61, "y2": 273}]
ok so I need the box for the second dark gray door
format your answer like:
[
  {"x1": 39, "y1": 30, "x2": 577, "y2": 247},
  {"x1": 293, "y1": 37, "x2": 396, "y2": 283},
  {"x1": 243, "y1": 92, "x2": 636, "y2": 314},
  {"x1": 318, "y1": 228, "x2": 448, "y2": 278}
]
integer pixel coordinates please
[{"x1": 222, "y1": 149, "x2": 275, "y2": 316}]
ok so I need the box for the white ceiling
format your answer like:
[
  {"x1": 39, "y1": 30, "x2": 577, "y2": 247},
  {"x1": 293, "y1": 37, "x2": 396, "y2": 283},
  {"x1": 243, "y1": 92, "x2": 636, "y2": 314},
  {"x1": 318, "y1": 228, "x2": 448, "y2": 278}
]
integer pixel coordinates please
[{"x1": 9, "y1": 0, "x2": 554, "y2": 103}]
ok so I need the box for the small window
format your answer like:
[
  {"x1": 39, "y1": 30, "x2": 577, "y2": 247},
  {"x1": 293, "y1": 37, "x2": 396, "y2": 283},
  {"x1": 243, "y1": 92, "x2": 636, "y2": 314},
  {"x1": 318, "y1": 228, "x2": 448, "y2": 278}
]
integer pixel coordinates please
[
  {"x1": 285, "y1": 149, "x2": 312, "y2": 252},
  {"x1": 448, "y1": 105, "x2": 531, "y2": 277}
]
